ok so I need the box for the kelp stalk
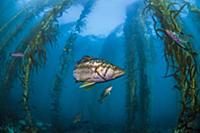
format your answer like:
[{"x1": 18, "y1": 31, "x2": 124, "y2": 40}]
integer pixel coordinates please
[
  {"x1": 124, "y1": 3, "x2": 138, "y2": 132},
  {"x1": 137, "y1": 17, "x2": 150, "y2": 133}
]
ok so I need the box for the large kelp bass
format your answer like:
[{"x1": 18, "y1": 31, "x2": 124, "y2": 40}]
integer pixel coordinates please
[{"x1": 73, "y1": 56, "x2": 125, "y2": 88}]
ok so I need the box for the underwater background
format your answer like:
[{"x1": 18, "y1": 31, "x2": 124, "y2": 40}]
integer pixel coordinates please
[{"x1": 0, "y1": 0, "x2": 200, "y2": 133}]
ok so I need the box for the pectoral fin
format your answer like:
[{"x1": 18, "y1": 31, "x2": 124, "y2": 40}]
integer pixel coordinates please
[{"x1": 80, "y1": 82, "x2": 95, "y2": 88}]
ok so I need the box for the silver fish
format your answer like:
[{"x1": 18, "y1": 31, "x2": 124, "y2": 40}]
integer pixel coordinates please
[
  {"x1": 73, "y1": 56, "x2": 125, "y2": 88},
  {"x1": 98, "y1": 86, "x2": 112, "y2": 103},
  {"x1": 10, "y1": 52, "x2": 24, "y2": 58}
]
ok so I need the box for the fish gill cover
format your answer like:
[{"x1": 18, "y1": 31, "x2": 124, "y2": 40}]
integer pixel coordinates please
[{"x1": 0, "y1": 0, "x2": 200, "y2": 133}]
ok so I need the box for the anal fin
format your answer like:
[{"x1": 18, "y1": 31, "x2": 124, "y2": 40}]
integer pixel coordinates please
[{"x1": 80, "y1": 82, "x2": 95, "y2": 88}]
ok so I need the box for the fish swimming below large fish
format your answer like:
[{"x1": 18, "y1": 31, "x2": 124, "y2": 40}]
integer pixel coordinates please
[
  {"x1": 98, "y1": 86, "x2": 112, "y2": 104},
  {"x1": 73, "y1": 56, "x2": 125, "y2": 88}
]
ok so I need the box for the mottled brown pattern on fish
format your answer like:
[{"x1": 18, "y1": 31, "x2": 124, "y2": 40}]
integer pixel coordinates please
[
  {"x1": 95, "y1": 65, "x2": 107, "y2": 81},
  {"x1": 76, "y1": 60, "x2": 103, "y2": 69},
  {"x1": 104, "y1": 66, "x2": 111, "y2": 77},
  {"x1": 73, "y1": 57, "x2": 125, "y2": 83}
]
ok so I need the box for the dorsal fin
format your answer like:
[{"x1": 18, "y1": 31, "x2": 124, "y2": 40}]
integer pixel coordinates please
[
  {"x1": 77, "y1": 56, "x2": 93, "y2": 64},
  {"x1": 80, "y1": 56, "x2": 93, "y2": 62},
  {"x1": 83, "y1": 56, "x2": 92, "y2": 60}
]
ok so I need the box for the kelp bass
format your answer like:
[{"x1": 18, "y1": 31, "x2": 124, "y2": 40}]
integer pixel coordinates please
[{"x1": 73, "y1": 56, "x2": 125, "y2": 88}]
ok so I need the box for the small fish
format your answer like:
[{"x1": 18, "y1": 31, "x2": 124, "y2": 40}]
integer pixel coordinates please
[
  {"x1": 73, "y1": 113, "x2": 81, "y2": 124},
  {"x1": 165, "y1": 29, "x2": 180, "y2": 43},
  {"x1": 10, "y1": 52, "x2": 24, "y2": 58},
  {"x1": 73, "y1": 56, "x2": 125, "y2": 88},
  {"x1": 165, "y1": 29, "x2": 189, "y2": 50},
  {"x1": 98, "y1": 86, "x2": 112, "y2": 104}
]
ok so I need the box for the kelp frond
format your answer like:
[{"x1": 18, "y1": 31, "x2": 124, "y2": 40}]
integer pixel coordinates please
[
  {"x1": 124, "y1": 3, "x2": 138, "y2": 132},
  {"x1": 21, "y1": 58, "x2": 33, "y2": 127},
  {"x1": 143, "y1": 0, "x2": 200, "y2": 132}
]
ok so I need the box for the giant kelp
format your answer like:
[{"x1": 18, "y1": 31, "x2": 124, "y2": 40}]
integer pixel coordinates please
[
  {"x1": 143, "y1": 0, "x2": 200, "y2": 132},
  {"x1": 1, "y1": 0, "x2": 72, "y2": 130},
  {"x1": 0, "y1": 0, "x2": 63, "y2": 96},
  {"x1": 137, "y1": 10, "x2": 150, "y2": 133},
  {"x1": 51, "y1": 0, "x2": 96, "y2": 131},
  {"x1": 124, "y1": 2, "x2": 150, "y2": 133},
  {"x1": 20, "y1": 0, "x2": 72, "y2": 128},
  {"x1": 124, "y1": 3, "x2": 138, "y2": 133}
]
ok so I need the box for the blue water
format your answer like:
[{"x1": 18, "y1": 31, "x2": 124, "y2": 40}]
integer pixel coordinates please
[{"x1": 0, "y1": 0, "x2": 200, "y2": 133}]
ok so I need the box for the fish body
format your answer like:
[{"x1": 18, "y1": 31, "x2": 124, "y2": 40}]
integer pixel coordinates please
[
  {"x1": 98, "y1": 86, "x2": 112, "y2": 103},
  {"x1": 10, "y1": 52, "x2": 24, "y2": 57},
  {"x1": 73, "y1": 56, "x2": 125, "y2": 87}
]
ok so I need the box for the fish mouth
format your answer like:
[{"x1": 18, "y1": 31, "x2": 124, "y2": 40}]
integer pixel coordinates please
[
  {"x1": 114, "y1": 69, "x2": 125, "y2": 78},
  {"x1": 119, "y1": 70, "x2": 125, "y2": 76}
]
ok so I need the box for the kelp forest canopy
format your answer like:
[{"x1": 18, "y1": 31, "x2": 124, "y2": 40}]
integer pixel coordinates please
[{"x1": 0, "y1": 0, "x2": 200, "y2": 132}]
